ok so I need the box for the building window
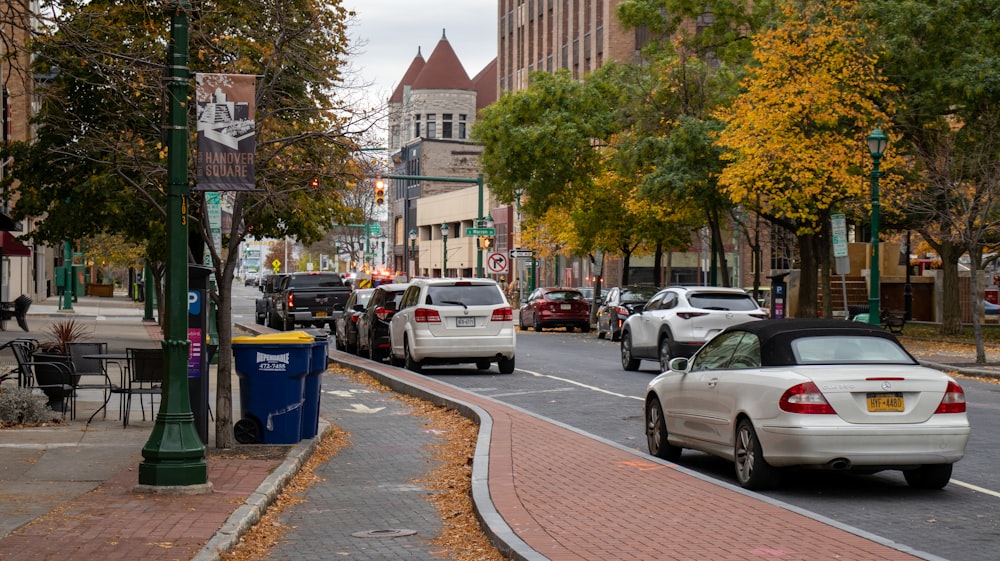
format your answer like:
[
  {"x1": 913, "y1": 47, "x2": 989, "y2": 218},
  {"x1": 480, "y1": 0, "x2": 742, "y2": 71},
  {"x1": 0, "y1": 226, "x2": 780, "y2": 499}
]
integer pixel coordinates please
[
  {"x1": 414, "y1": 114, "x2": 421, "y2": 137},
  {"x1": 442, "y1": 113, "x2": 453, "y2": 139},
  {"x1": 426, "y1": 113, "x2": 436, "y2": 139},
  {"x1": 458, "y1": 114, "x2": 467, "y2": 139}
]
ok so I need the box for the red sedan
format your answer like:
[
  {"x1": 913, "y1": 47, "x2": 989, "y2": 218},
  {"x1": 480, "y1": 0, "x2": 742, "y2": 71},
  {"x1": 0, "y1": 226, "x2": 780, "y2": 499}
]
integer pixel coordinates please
[{"x1": 518, "y1": 287, "x2": 591, "y2": 333}]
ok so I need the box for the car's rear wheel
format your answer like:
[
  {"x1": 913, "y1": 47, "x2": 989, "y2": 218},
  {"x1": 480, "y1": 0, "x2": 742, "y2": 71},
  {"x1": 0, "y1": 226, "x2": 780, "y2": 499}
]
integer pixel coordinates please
[
  {"x1": 658, "y1": 336, "x2": 673, "y2": 372},
  {"x1": 580, "y1": 323, "x2": 590, "y2": 333},
  {"x1": 903, "y1": 464, "x2": 953, "y2": 489},
  {"x1": 734, "y1": 418, "x2": 780, "y2": 490},
  {"x1": 621, "y1": 332, "x2": 640, "y2": 371},
  {"x1": 498, "y1": 355, "x2": 515, "y2": 374},
  {"x1": 404, "y1": 338, "x2": 422, "y2": 373},
  {"x1": 475, "y1": 359, "x2": 491, "y2": 371},
  {"x1": 368, "y1": 337, "x2": 383, "y2": 362},
  {"x1": 645, "y1": 396, "x2": 681, "y2": 461}
]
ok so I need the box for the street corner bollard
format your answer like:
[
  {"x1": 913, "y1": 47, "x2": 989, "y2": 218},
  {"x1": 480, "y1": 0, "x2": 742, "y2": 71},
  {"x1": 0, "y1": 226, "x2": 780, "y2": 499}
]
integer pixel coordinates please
[{"x1": 232, "y1": 331, "x2": 315, "y2": 445}]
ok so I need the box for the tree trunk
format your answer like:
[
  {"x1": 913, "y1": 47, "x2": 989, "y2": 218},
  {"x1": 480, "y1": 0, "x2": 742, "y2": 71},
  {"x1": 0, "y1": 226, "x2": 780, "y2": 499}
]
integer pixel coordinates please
[
  {"x1": 938, "y1": 241, "x2": 963, "y2": 336},
  {"x1": 709, "y1": 210, "x2": 730, "y2": 287},
  {"x1": 970, "y1": 244, "x2": 986, "y2": 364},
  {"x1": 653, "y1": 241, "x2": 663, "y2": 287},
  {"x1": 796, "y1": 232, "x2": 819, "y2": 318}
]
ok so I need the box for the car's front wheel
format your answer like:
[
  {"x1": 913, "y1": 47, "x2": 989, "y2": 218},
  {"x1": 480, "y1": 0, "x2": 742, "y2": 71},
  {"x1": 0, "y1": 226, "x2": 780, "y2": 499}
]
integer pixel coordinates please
[
  {"x1": 734, "y1": 418, "x2": 780, "y2": 490},
  {"x1": 621, "y1": 332, "x2": 640, "y2": 371},
  {"x1": 646, "y1": 396, "x2": 681, "y2": 461},
  {"x1": 903, "y1": 464, "x2": 953, "y2": 489}
]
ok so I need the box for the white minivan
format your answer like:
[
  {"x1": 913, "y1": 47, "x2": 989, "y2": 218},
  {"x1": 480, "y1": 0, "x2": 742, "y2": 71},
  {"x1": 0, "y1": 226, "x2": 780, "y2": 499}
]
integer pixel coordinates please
[{"x1": 388, "y1": 278, "x2": 516, "y2": 373}]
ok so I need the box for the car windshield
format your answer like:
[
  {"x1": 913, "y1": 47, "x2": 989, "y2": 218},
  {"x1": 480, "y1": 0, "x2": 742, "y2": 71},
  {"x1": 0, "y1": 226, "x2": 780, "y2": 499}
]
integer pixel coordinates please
[
  {"x1": 688, "y1": 293, "x2": 759, "y2": 311},
  {"x1": 427, "y1": 285, "x2": 504, "y2": 306},
  {"x1": 792, "y1": 335, "x2": 915, "y2": 364},
  {"x1": 547, "y1": 291, "x2": 583, "y2": 301}
]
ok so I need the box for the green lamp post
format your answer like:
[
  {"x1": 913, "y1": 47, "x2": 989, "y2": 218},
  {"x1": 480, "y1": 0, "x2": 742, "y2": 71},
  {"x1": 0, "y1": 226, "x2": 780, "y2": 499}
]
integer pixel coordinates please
[
  {"x1": 409, "y1": 229, "x2": 417, "y2": 277},
  {"x1": 867, "y1": 128, "x2": 888, "y2": 326},
  {"x1": 441, "y1": 222, "x2": 449, "y2": 277},
  {"x1": 137, "y1": 0, "x2": 208, "y2": 489}
]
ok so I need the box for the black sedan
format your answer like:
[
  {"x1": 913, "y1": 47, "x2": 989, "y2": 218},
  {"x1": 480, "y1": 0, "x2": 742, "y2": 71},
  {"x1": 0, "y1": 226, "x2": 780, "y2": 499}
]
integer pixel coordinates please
[{"x1": 595, "y1": 285, "x2": 659, "y2": 341}]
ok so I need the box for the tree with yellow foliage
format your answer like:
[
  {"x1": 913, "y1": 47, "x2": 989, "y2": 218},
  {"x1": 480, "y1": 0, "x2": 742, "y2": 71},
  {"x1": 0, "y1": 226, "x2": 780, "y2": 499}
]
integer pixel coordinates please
[{"x1": 714, "y1": 0, "x2": 895, "y2": 317}]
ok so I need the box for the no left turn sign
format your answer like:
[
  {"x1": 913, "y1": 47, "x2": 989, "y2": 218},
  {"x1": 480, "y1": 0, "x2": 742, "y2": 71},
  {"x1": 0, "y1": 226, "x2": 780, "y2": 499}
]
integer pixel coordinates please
[{"x1": 486, "y1": 252, "x2": 508, "y2": 274}]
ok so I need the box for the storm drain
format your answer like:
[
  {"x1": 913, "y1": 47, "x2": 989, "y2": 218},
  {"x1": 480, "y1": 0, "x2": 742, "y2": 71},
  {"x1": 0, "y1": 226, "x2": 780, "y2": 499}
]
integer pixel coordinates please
[{"x1": 351, "y1": 529, "x2": 418, "y2": 539}]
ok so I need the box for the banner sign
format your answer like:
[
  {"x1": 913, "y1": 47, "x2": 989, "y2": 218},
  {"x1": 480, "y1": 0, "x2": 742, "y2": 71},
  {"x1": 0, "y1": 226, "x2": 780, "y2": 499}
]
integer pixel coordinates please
[{"x1": 195, "y1": 73, "x2": 256, "y2": 191}]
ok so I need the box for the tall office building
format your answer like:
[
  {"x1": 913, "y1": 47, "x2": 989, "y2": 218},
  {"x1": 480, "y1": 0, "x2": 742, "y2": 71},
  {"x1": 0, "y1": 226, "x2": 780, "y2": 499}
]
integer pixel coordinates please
[{"x1": 498, "y1": 0, "x2": 644, "y2": 93}]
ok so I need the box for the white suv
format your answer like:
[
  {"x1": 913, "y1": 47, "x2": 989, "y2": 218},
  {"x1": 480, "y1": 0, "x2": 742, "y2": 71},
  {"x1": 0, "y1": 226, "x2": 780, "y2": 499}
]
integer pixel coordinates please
[
  {"x1": 388, "y1": 278, "x2": 516, "y2": 373},
  {"x1": 620, "y1": 286, "x2": 768, "y2": 372}
]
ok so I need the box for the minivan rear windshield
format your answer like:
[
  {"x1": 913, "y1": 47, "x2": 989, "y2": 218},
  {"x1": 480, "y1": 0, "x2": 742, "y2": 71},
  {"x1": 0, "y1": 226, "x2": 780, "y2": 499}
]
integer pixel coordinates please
[{"x1": 427, "y1": 285, "x2": 504, "y2": 306}]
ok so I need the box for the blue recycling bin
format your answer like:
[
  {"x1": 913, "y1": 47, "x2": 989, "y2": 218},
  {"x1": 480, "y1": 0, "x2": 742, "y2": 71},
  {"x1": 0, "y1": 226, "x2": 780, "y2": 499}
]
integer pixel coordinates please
[
  {"x1": 232, "y1": 331, "x2": 314, "y2": 444},
  {"x1": 300, "y1": 330, "x2": 329, "y2": 439}
]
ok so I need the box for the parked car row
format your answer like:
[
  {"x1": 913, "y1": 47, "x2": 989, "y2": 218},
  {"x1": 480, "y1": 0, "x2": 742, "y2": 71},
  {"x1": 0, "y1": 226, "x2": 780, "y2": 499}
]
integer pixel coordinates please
[{"x1": 333, "y1": 278, "x2": 517, "y2": 374}]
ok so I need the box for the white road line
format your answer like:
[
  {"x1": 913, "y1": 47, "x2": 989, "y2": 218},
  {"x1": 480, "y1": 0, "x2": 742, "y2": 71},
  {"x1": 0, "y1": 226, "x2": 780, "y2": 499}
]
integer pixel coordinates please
[
  {"x1": 519, "y1": 368, "x2": 643, "y2": 401},
  {"x1": 952, "y1": 479, "x2": 1000, "y2": 499}
]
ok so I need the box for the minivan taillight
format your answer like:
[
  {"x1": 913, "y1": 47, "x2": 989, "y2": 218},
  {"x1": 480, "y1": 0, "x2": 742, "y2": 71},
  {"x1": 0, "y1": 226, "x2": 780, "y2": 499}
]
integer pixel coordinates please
[
  {"x1": 414, "y1": 308, "x2": 441, "y2": 323},
  {"x1": 491, "y1": 307, "x2": 513, "y2": 322},
  {"x1": 934, "y1": 381, "x2": 966, "y2": 414}
]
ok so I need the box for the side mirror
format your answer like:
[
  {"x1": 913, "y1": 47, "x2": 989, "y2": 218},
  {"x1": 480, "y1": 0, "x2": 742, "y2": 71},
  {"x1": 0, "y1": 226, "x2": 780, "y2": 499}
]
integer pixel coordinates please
[{"x1": 667, "y1": 357, "x2": 689, "y2": 372}]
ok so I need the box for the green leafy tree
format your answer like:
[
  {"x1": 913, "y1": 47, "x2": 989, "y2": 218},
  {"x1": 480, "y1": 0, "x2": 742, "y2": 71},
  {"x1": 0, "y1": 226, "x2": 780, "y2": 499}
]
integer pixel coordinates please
[
  {"x1": 864, "y1": 0, "x2": 1000, "y2": 347},
  {"x1": 2, "y1": 0, "x2": 368, "y2": 447}
]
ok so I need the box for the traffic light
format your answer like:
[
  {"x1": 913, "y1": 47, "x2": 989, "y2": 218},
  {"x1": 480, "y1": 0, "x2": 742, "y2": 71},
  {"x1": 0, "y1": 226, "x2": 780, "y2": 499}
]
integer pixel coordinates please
[{"x1": 374, "y1": 178, "x2": 386, "y2": 205}]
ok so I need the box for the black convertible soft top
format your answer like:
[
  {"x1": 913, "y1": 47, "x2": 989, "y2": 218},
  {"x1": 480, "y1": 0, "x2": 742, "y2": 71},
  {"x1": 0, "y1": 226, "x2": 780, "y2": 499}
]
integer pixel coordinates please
[{"x1": 722, "y1": 319, "x2": 909, "y2": 367}]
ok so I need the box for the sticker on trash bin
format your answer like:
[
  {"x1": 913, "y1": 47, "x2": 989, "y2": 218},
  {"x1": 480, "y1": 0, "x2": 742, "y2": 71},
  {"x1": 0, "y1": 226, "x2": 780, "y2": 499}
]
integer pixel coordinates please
[{"x1": 257, "y1": 350, "x2": 291, "y2": 371}]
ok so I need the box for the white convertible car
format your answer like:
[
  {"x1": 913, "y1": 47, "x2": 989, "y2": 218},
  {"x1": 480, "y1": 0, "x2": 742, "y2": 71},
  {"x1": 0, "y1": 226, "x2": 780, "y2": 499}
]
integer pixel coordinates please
[{"x1": 645, "y1": 319, "x2": 971, "y2": 490}]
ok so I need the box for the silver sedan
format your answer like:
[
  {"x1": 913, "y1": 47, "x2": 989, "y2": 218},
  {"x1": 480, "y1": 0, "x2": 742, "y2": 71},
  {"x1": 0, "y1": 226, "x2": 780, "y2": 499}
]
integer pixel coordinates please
[{"x1": 645, "y1": 318, "x2": 971, "y2": 490}]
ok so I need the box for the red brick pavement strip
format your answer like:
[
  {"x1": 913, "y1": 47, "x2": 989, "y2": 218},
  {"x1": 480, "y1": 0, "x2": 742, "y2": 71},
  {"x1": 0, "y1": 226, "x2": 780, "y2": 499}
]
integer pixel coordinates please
[
  {"x1": 349, "y1": 358, "x2": 928, "y2": 561},
  {"x1": 0, "y1": 457, "x2": 280, "y2": 561}
]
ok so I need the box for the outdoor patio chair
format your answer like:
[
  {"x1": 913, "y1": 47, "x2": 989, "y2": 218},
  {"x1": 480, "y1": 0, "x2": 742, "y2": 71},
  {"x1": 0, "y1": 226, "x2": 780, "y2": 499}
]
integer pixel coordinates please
[
  {"x1": 11, "y1": 340, "x2": 76, "y2": 419},
  {"x1": 114, "y1": 347, "x2": 164, "y2": 427},
  {"x1": 68, "y1": 341, "x2": 113, "y2": 421}
]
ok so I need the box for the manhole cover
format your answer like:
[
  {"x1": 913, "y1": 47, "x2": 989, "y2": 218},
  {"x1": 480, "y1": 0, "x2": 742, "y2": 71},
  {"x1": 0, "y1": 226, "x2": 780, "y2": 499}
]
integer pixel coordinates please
[{"x1": 351, "y1": 528, "x2": 418, "y2": 539}]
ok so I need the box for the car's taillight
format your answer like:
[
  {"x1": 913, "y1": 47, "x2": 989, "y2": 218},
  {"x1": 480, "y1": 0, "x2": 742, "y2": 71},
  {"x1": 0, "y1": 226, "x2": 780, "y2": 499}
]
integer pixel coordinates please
[
  {"x1": 414, "y1": 307, "x2": 441, "y2": 323},
  {"x1": 491, "y1": 307, "x2": 513, "y2": 322},
  {"x1": 750, "y1": 313, "x2": 769, "y2": 319},
  {"x1": 287, "y1": 293, "x2": 294, "y2": 308},
  {"x1": 779, "y1": 382, "x2": 836, "y2": 414},
  {"x1": 934, "y1": 381, "x2": 967, "y2": 414},
  {"x1": 375, "y1": 307, "x2": 393, "y2": 321},
  {"x1": 676, "y1": 312, "x2": 709, "y2": 320},
  {"x1": 614, "y1": 306, "x2": 629, "y2": 316},
  {"x1": 351, "y1": 315, "x2": 360, "y2": 324}
]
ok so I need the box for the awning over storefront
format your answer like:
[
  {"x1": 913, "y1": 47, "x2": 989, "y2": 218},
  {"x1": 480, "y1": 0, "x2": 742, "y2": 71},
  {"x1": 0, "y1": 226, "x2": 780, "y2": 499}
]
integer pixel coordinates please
[{"x1": 0, "y1": 231, "x2": 31, "y2": 257}]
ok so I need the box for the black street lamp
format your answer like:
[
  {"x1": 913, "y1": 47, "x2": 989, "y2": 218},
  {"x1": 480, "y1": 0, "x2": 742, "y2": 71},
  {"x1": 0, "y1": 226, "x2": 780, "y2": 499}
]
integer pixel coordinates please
[
  {"x1": 867, "y1": 128, "x2": 889, "y2": 326},
  {"x1": 441, "y1": 222, "x2": 449, "y2": 277}
]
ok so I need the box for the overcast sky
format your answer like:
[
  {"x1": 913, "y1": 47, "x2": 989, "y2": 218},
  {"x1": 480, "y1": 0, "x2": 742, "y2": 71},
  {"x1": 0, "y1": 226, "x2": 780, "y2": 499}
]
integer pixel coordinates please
[{"x1": 342, "y1": 0, "x2": 498, "y2": 107}]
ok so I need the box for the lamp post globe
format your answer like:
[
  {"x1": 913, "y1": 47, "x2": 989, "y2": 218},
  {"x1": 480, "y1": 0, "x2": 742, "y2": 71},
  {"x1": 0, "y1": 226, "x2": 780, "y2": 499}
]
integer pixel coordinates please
[{"x1": 866, "y1": 128, "x2": 888, "y2": 326}]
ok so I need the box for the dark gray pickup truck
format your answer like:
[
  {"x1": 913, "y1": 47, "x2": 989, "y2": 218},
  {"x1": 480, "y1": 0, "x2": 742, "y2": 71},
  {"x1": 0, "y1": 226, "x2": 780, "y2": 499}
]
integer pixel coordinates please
[{"x1": 269, "y1": 272, "x2": 352, "y2": 331}]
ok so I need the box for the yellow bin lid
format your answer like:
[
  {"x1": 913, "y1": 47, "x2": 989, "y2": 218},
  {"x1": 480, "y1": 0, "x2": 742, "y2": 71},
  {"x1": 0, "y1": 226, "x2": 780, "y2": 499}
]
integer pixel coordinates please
[{"x1": 232, "y1": 331, "x2": 315, "y2": 345}]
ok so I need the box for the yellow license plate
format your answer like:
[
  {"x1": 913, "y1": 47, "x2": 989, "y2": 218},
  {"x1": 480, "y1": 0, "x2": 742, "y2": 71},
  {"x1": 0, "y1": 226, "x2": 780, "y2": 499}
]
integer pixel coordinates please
[
  {"x1": 315, "y1": 311, "x2": 328, "y2": 317},
  {"x1": 867, "y1": 392, "x2": 904, "y2": 412}
]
